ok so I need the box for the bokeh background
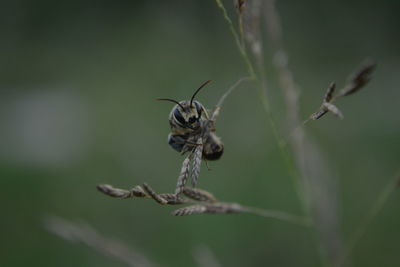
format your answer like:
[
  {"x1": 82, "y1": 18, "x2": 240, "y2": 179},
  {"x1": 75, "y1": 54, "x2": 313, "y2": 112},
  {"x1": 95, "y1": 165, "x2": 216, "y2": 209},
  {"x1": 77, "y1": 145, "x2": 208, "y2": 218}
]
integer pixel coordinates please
[{"x1": 1, "y1": 0, "x2": 399, "y2": 266}]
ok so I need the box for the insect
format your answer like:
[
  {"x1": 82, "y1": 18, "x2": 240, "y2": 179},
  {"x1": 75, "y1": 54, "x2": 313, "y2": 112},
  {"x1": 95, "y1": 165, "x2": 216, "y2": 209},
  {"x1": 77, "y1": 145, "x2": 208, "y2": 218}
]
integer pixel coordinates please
[{"x1": 157, "y1": 80, "x2": 224, "y2": 161}]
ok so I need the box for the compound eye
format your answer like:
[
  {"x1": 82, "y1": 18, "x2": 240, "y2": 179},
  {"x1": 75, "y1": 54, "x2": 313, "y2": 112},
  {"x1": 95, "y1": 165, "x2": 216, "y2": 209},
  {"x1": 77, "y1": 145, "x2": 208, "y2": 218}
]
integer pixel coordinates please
[
  {"x1": 188, "y1": 116, "x2": 196, "y2": 124},
  {"x1": 173, "y1": 107, "x2": 186, "y2": 125},
  {"x1": 194, "y1": 101, "x2": 203, "y2": 117}
]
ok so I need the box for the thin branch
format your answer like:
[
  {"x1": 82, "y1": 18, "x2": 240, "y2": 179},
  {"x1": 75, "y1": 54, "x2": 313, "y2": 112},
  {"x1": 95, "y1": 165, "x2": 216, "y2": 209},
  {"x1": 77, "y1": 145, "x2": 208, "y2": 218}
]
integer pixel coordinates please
[
  {"x1": 215, "y1": 0, "x2": 305, "y2": 213},
  {"x1": 240, "y1": 205, "x2": 312, "y2": 226},
  {"x1": 264, "y1": 0, "x2": 344, "y2": 265},
  {"x1": 210, "y1": 76, "x2": 251, "y2": 122},
  {"x1": 172, "y1": 202, "x2": 309, "y2": 226},
  {"x1": 97, "y1": 184, "x2": 188, "y2": 205},
  {"x1": 183, "y1": 187, "x2": 217, "y2": 203},
  {"x1": 97, "y1": 183, "x2": 310, "y2": 227},
  {"x1": 214, "y1": 0, "x2": 257, "y2": 80},
  {"x1": 309, "y1": 60, "x2": 376, "y2": 121},
  {"x1": 336, "y1": 169, "x2": 400, "y2": 267}
]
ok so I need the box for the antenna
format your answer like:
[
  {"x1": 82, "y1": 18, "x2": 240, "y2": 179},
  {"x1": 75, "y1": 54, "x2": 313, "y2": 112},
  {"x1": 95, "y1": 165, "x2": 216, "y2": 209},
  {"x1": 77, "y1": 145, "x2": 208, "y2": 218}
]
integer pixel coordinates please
[
  {"x1": 190, "y1": 80, "x2": 212, "y2": 107},
  {"x1": 156, "y1": 98, "x2": 184, "y2": 110}
]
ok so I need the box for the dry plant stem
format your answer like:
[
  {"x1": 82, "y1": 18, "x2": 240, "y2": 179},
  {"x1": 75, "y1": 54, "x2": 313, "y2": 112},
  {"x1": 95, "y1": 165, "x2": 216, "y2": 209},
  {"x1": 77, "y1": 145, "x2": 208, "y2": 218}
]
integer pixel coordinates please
[
  {"x1": 175, "y1": 155, "x2": 191, "y2": 195},
  {"x1": 214, "y1": 0, "x2": 257, "y2": 80},
  {"x1": 191, "y1": 139, "x2": 203, "y2": 187},
  {"x1": 215, "y1": 0, "x2": 322, "y2": 227},
  {"x1": 97, "y1": 184, "x2": 188, "y2": 205},
  {"x1": 211, "y1": 76, "x2": 251, "y2": 121},
  {"x1": 235, "y1": 0, "x2": 246, "y2": 49},
  {"x1": 183, "y1": 187, "x2": 217, "y2": 202},
  {"x1": 239, "y1": 205, "x2": 312, "y2": 226},
  {"x1": 337, "y1": 60, "x2": 375, "y2": 97},
  {"x1": 239, "y1": 1, "x2": 292, "y2": 185},
  {"x1": 214, "y1": 0, "x2": 305, "y2": 212},
  {"x1": 45, "y1": 216, "x2": 156, "y2": 267},
  {"x1": 322, "y1": 103, "x2": 343, "y2": 119},
  {"x1": 309, "y1": 61, "x2": 376, "y2": 121},
  {"x1": 263, "y1": 0, "x2": 309, "y2": 208},
  {"x1": 309, "y1": 83, "x2": 336, "y2": 121},
  {"x1": 173, "y1": 202, "x2": 309, "y2": 226},
  {"x1": 214, "y1": 5, "x2": 318, "y2": 261},
  {"x1": 96, "y1": 184, "x2": 147, "y2": 198},
  {"x1": 142, "y1": 183, "x2": 168, "y2": 204},
  {"x1": 263, "y1": 0, "x2": 344, "y2": 265},
  {"x1": 336, "y1": 170, "x2": 400, "y2": 267},
  {"x1": 242, "y1": 0, "x2": 266, "y2": 86},
  {"x1": 97, "y1": 183, "x2": 309, "y2": 226}
]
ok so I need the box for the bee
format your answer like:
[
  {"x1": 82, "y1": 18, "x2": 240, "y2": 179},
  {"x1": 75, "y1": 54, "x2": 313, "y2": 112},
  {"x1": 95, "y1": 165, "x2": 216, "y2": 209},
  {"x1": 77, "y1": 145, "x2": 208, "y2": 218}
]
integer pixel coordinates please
[{"x1": 157, "y1": 80, "x2": 224, "y2": 161}]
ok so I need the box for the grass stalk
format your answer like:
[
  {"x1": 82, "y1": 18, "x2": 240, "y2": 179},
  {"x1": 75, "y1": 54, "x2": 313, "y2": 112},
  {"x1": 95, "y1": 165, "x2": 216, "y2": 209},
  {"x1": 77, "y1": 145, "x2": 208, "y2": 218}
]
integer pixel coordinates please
[
  {"x1": 336, "y1": 170, "x2": 400, "y2": 266},
  {"x1": 214, "y1": 0, "x2": 256, "y2": 80},
  {"x1": 214, "y1": 1, "x2": 345, "y2": 266},
  {"x1": 214, "y1": 0, "x2": 307, "y2": 212}
]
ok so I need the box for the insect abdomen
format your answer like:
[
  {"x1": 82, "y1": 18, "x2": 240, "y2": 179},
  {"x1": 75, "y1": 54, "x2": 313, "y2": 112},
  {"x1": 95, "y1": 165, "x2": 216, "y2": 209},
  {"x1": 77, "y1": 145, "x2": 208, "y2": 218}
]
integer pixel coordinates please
[
  {"x1": 202, "y1": 133, "x2": 224, "y2": 161},
  {"x1": 168, "y1": 134, "x2": 186, "y2": 152}
]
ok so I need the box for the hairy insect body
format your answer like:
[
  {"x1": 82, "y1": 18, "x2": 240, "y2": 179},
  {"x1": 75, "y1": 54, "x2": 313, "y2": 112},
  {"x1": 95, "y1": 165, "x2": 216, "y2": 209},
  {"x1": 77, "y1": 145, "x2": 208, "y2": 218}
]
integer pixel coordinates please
[
  {"x1": 158, "y1": 81, "x2": 224, "y2": 161},
  {"x1": 168, "y1": 100, "x2": 207, "y2": 135},
  {"x1": 201, "y1": 131, "x2": 223, "y2": 160},
  {"x1": 167, "y1": 100, "x2": 224, "y2": 161}
]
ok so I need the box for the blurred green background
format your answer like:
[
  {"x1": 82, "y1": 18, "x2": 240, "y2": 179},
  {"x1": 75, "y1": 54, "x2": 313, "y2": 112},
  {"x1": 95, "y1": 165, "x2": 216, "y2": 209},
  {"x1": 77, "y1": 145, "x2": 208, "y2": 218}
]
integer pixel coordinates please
[{"x1": 1, "y1": 0, "x2": 399, "y2": 266}]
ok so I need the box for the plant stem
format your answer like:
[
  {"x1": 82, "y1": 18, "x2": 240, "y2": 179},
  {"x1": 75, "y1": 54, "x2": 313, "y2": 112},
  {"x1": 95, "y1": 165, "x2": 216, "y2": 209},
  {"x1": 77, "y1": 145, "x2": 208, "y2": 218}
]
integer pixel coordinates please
[
  {"x1": 214, "y1": 0, "x2": 256, "y2": 80},
  {"x1": 214, "y1": 0, "x2": 307, "y2": 216},
  {"x1": 214, "y1": 1, "x2": 337, "y2": 266},
  {"x1": 240, "y1": 205, "x2": 312, "y2": 227},
  {"x1": 336, "y1": 169, "x2": 400, "y2": 266}
]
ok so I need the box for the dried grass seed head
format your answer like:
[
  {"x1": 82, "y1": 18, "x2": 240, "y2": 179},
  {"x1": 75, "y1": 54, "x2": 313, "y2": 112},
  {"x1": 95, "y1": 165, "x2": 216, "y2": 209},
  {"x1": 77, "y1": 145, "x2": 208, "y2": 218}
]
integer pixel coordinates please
[
  {"x1": 322, "y1": 102, "x2": 343, "y2": 119},
  {"x1": 175, "y1": 155, "x2": 191, "y2": 195},
  {"x1": 324, "y1": 82, "x2": 336, "y2": 103},
  {"x1": 191, "y1": 139, "x2": 203, "y2": 187},
  {"x1": 339, "y1": 60, "x2": 376, "y2": 97},
  {"x1": 172, "y1": 203, "x2": 243, "y2": 216},
  {"x1": 183, "y1": 187, "x2": 217, "y2": 203}
]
